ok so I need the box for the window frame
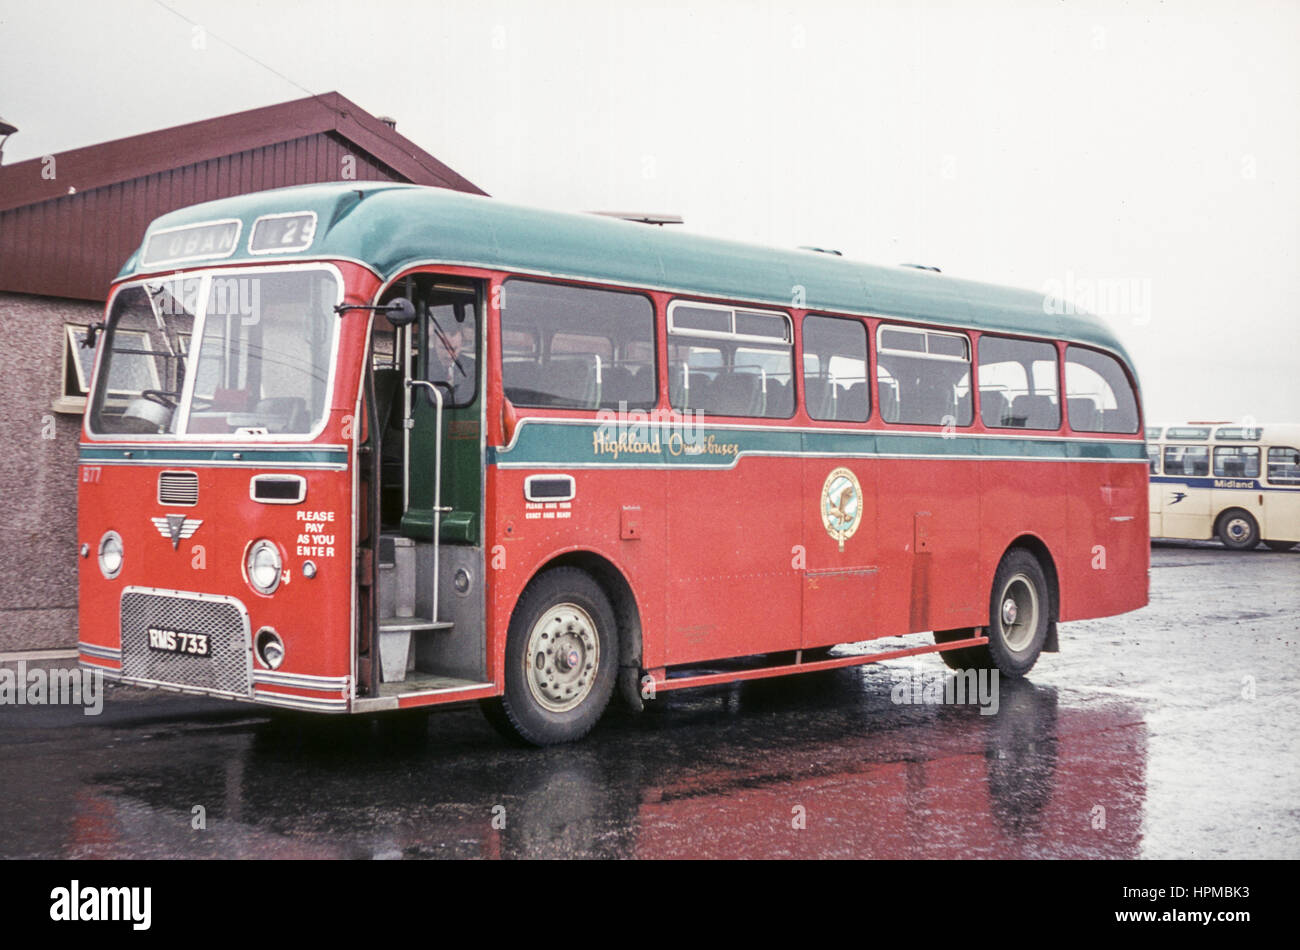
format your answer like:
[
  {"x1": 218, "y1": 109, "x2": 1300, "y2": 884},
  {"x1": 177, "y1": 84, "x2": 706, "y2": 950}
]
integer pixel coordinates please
[
  {"x1": 1212, "y1": 445, "x2": 1261, "y2": 479},
  {"x1": 975, "y1": 333, "x2": 1062, "y2": 431},
  {"x1": 667, "y1": 299, "x2": 792, "y2": 346},
  {"x1": 1163, "y1": 443, "x2": 1210, "y2": 477},
  {"x1": 499, "y1": 276, "x2": 659, "y2": 413},
  {"x1": 801, "y1": 313, "x2": 870, "y2": 423},
  {"x1": 874, "y1": 322, "x2": 974, "y2": 427},
  {"x1": 666, "y1": 298, "x2": 795, "y2": 420},
  {"x1": 1063, "y1": 344, "x2": 1141, "y2": 434},
  {"x1": 1266, "y1": 446, "x2": 1300, "y2": 486}
]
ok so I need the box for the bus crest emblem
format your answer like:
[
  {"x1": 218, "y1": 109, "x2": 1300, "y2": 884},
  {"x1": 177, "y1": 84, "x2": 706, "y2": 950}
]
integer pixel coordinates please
[{"x1": 820, "y1": 467, "x2": 862, "y2": 551}]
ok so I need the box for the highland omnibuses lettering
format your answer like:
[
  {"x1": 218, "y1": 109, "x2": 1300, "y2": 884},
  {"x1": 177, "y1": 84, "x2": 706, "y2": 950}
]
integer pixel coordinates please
[
  {"x1": 592, "y1": 407, "x2": 739, "y2": 461},
  {"x1": 49, "y1": 880, "x2": 152, "y2": 930}
]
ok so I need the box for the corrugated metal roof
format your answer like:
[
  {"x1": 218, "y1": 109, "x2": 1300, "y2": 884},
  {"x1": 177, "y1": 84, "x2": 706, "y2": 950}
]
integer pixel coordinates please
[
  {"x1": 117, "y1": 181, "x2": 1137, "y2": 369},
  {"x1": 0, "y1": 93, "x2": 485, "y2": 301}
]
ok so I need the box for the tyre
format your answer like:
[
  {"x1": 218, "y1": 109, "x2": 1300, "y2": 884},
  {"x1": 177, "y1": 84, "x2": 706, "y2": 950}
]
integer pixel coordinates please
[
  {"x1": 984, "y1": 548, "x2": 1051, "y2": 678},
  {"x1": 1263, "y1": 540, "x2": 1296, "y2": 552},
  {"x1": 484, "y1": 567, "x2": 618, "y2": 746},
  {"x1": 1215, "y1": 509, "x2": 1259, "y2": 551}
]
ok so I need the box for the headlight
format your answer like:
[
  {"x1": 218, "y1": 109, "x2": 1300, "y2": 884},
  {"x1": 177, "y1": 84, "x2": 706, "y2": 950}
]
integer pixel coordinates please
[
  {"x1": 98, "y1": 531, "x2": 123, "y2": 579},
  {"x1": 245, "y1": 539, "x2": 283, "y2": 594}
]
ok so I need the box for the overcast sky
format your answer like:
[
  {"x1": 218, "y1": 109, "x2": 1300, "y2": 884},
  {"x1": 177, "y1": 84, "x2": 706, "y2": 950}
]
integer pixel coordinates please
[{"x1": 2, "y1": 0, "x2": 1296, "y2": 423}]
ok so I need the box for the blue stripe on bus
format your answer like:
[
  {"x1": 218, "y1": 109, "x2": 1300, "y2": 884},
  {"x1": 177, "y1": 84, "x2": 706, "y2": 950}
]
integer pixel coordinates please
[
  {"x1": 1150, "y1": 474, "x2": 1300, "y2": 493},
  {"x1": 78, "y1": 446, "x2": 350, "y2": 467}
]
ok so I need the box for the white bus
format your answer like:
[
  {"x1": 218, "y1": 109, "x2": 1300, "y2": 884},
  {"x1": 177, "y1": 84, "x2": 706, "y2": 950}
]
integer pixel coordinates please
[{"x1": 1147, "y1": 422, "x2": 1300, "y2": 551}]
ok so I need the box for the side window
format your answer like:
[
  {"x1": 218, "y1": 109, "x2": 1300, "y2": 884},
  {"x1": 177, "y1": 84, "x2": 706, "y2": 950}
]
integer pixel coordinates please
[
  {"x1": 875, "y1": 325, "x2": 972, "y2": 426},
  {"x1": 1147, "y1": 445, "x2": 1161, "y2": 474},
  {"x1": 1163, "y1": 445, "x2": 1209, "y2": 477},
  {"x1": 1213, "y1": 446, "x2": 1260, "y2": 478},
  {"x1": 500, "y1": 279, "x2": 656, "y2": 411},
  {"x1": 1267, "y1": 446, "x2": 1300, "y2": 485},
  {"x1": 977, "y1": 335, "x2": 1060, "y2": 430},
  {"x1": 802, "y1": 315, "x2": 869, "y2": 422},
  {"x1": 668, "y1": 301, "x2": 793, "y2": 418},
  {"x1": 1064, "y1": 346, "x2": 1140, "y2": 433}
]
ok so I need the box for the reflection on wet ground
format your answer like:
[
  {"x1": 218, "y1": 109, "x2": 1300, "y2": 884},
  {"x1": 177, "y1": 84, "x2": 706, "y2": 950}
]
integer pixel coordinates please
[
  {"x1": 1, "y1": 665, "x2": 1146, "y2": 859},
  {"x1": 1, "y1": 544, "x2": 1295, "y2": 859}
]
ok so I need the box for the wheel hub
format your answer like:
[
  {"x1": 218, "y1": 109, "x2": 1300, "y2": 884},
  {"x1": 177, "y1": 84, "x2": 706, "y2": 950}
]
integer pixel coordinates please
[
  {"x1": 525, "y1": 605, "x2": 598, "y2": 713},
  {"x1": 1002, "y1": 597, "x2": 1018, "y2": 625},
  {"x1": 999, "y1": 574, "x2": 1039, "y2": 653}
]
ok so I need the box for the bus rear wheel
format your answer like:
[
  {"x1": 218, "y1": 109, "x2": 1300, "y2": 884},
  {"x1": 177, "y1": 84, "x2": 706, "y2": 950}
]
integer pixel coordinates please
[
  {"x1": 984, "y1": 549, "x2": 1050, "y2": 678},
  {"x1": 485, "y1": 567, "x2": 618, "y2": 746},
  {"x1": 933, "y1": 550, "x2": 1050, "y2": 678},
  {"x1": 1216, "y1": 509, "x2": 1259, "y2": 551}
]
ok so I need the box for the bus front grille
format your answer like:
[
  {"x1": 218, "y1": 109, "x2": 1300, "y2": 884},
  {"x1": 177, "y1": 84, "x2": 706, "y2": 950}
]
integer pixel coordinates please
[{"x1": 119, "y1": 589, "x2": 252, "y2": 697}]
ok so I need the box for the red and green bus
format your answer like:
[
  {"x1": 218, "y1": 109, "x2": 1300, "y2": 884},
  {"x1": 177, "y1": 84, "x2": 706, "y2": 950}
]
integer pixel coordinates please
[{"x1": 77, "y1": 183, "x2": 1148, "y2": 744}]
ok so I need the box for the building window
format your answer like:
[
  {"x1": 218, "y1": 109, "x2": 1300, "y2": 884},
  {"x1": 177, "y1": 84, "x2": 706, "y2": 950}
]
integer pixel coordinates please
[{"x1": 55, "y1": 324, "x2": 101, "y2": 413}]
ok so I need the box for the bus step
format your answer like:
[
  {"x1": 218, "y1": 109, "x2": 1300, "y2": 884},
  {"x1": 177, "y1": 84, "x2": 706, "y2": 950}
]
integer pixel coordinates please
[
  {"x1": 377, "y1": 617, "x2": 452, "y2": 683},
  {"x1": 378, "y1": 617, "x2": 454, "y2": 634}
]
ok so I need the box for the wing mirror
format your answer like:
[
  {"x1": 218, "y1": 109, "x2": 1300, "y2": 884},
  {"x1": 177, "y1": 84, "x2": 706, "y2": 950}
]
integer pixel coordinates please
[
  {"x1": 383, "y1": 297, "x2": 417, "y2": 327},
  {"x1": 333, "y1": 297, "x2": 417, "y2": 325}
]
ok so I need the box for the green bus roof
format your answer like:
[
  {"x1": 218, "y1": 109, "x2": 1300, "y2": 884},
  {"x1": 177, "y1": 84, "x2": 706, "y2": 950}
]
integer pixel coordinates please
[{"x1": 118, "y1": 181, "x2": 1137, "y2": 368}]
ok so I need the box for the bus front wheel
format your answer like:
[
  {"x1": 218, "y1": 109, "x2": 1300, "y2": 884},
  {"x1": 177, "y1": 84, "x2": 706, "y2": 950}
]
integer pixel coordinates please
[
  {"x1": 1216, "y1": 509, "x2": 1259, "y2": 551},
  {"x1": 486, "y1": 567, "x2": 618, "y2": 746}
]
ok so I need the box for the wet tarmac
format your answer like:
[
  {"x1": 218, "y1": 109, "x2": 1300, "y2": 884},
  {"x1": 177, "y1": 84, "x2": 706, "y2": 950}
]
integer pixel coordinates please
[{"x1": 2, "y1": 543, "x2": 1296, "y2": 859}]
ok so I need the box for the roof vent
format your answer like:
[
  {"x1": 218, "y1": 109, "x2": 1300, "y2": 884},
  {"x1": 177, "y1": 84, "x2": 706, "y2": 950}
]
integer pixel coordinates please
[
  {"x1": 589, "y1": 211, "x2": 683, "y2": 226},
  {"x1": 376, "y1": 116, "x2": 397, "y2": 130},
  {"x1": 799, "y1": 246, "x2": 842, "y2": 256},
  {"x1": 901, "y1": 263, "x2": 942, "y2": 273}
]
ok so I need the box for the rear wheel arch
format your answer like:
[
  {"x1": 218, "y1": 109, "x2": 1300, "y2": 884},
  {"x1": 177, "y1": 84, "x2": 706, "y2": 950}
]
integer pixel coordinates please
[{"x1": 1002, "y1": 534, "x2": 1060, "y2": 625}]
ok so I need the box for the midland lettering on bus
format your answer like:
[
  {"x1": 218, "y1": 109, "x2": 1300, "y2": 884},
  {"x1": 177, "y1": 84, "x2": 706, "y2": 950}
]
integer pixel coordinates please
[{"x1": 77, "y1": 183, "x2": 1149, "y2": 744}]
